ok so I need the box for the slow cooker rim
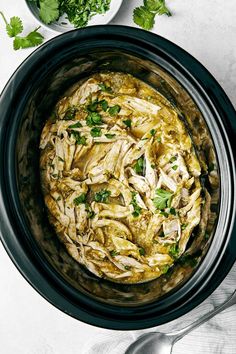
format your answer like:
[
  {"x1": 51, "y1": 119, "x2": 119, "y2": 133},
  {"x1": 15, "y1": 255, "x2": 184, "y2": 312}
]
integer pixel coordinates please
[{"x1": 0, "y1": 25, "x2": 236, "y2": 330}]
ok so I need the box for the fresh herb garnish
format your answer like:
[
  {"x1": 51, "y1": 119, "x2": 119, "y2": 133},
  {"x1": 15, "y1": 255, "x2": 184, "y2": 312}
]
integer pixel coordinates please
[
  {"x1": 100, "y1": 99, "x2": 108, "y2": 112},
  {"x1": 94, "y1": 189, "x2": 111, "y2": 203},
  {"x1": 71, "y1": 131, "x2": 87, "y2": 145},
  {"x1": 134, "y1": 157, "x2": 145, "y2": 175},
  {"x1": 133, "y1": 0, "x2": 171, "y2": 31},
  {"x1": 108, "y1": 105, "x2": 121, "y2": 116},
  {"x1": 110, "y1": 250, "x2": 119, "y2": 257},
  {"x1": 98, "y1": 83, "x2": 112, "y2": 93},
  {"x1": 153, "y1": 188, "x2": 173, "y2": 210},
  {"x1": 64, "y1": 107, "x2": 77, "y2": 120},
  {"x1": 169, "y1": 244, "x2": 179, "y2": 258},
  {"x1": 0, "y1": 12, "x2": 44, "y2": 50},
  {"x1": 169, "y1": 156, "x2": 177, "y2": 163},
  {"x1": 123, "y1": 119, "x2": 132, "y2": 128},
  {"x1": 139, "y1": 247, "x2": 146, "y2": 256},
  {"x1": 157, "y1": 136, "x2": 162, "y2": 143},
  {"x1": 130, "y1": 192, "x2": 142, "y2": 217},
  {"x1": 74, "y1": 193, "x2": 86, "y2": 205},
  {"x1": 85, "y1": 203, "x2": 95, "y2": 219},
  {"x1": 90, "y1": 127, "x2": 102, "y2": 137},
  {"x1": 169, "y1": 207, "x2": 176, "y2": 215},
  {"x1": 86, "y1": 112, "x2": 103, "y2": 126},
  {"x1": 133, "y1": 6, "x2": 155, "y2": 30},
  {"x1": 181, "y1": 223, "x2": 188, "y2": 230},
  {"x1": 160, "y1": 211, "x2": 169, "y2": 217},
  {"x1": 124, "y1": 265, "x2": 131, "y2": 270},
  {"x1": 172, "y1": 165, "x2": 178, "y2": 171},
  {"x1": 68, "y1": 121, "x2": 82, "y2": 129},
  {"x1": 87, "y1": 99, "x2": 98, "y2": 112},
  {"x1": 162, "y1": 264, "x2": 170, "y2": 274},
  {"x1": 0, "y1": 13, "x2": 23, "y2": 37},
  {"x1": 105, "y1": 133, "x2": 116, "y2": 139},
  {"x1": 150, "y1": 128, "x2": 156, "y2": 136},
  {"x1": 38, "y1": 0, "x2": 60, "y2": 24},
  {"x1": 13, "y1": 27, "x2": 44, "y2": 50}
]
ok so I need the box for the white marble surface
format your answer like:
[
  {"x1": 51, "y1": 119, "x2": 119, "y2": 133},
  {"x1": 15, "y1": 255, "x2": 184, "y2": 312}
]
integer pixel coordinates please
[{"x1": 0, "y1": 1, "x2": 236, "y2": 353}]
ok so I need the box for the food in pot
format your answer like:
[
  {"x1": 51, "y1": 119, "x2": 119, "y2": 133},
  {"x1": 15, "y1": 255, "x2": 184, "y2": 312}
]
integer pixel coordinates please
[{"x1": 40, "y1": 72, "x2": 204, "y2": 283}]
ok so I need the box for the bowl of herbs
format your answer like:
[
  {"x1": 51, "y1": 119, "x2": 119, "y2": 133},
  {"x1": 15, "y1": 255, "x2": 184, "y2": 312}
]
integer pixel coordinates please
[{"x1": 26, "y1": 0, "x2": 124, "y2": 32}]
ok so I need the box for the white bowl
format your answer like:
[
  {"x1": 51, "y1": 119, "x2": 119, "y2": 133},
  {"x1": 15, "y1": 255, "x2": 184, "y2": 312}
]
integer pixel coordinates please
[{"x1": 25, "y1": 0, "x2": 123, "y2": 33}]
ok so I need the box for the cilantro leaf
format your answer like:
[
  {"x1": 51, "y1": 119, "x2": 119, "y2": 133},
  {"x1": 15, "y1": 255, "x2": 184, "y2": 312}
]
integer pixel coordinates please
[
  {"x1": 90, "y1": 127, "x2": 102, "y2": 137},
  {"x1": 150, "y1": 128, "x2": 156, "y2": 136},
  {"x1": 134, "y1": 157, "x2": 145, "y2": 175},
  {"x1": 144, "y1": 0, "x2": 172, "y2": 16},
  {"x1": 7, "y1": 16, "x2": 23, "y2": 37},
  {"x1": 108, "y1": 105, "x2": 121, "y2": 116},
  {"x1": 71, "y1": 131, "x2": 87, "y2": 145},
  {"x1": 133, "y1": 6, "x2": 155, "y2": 31},
  {"x1": 169, "y1": 244, "x2": 179, "y2": 259},
  {"x1": 130, "y1": 192, "x2": 142, "y2": 217},
  {"x1": 98, "y1": 83, "x2": 112, "y2": 93},
  {"x1": 64, "y1": 107, "x2": 77, "y2": 120},
  {"x1": 39, "y1": 0, "x2": 60, "y2": 25},
  {"x1": 100, "y1": 99, "x2": 108, "y2": 112},
  {"x1": 153, "y1": 188, "x2": 173, "y2": 210},
  {"x1": 123, "y1": 119, "x2": 132, "y2": 128},
  {"x1": 86, "y1": 112, "x2": 103, "y2": 126},
  {"x1": 74, "y1": 193, "x2": 86, "y2": 205},
  {"x1": 94, "y1": 189, "x2": 111, "y2": 203},
  {"x1": 13, "y1": 27, "x2": 44, "y2": 50},
  {"x1": 0, "y1": 12, "x2": 23, "y2": 37},
  {"x1": 105, "y1": 133, "x2": 116, "y2": 139},
  {"x1": 68, "y1": 121, "x2": 82, "y2": 129}
]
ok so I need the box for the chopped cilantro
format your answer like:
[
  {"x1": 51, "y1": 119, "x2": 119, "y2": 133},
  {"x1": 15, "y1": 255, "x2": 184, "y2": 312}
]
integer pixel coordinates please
[
  {"x1": 87, "y1": 99, "x2": 98, "y2": 112},
  {"x1": 71, "y1": 131, "x2": 86, "y2": 145},
  {"x1": 130, "y1": 192, "x2": 142, "y2": 217},
  {"x1": 86, "y1": 112, "x2": 103, "y2": 126},
  {"x1": 157, "y1": 136, "x2": 162, "y2": 143},
  {"x1": 64, "y1": 107, "x2": 77, "y2": 120},
  {"x1": 169, "y1": 156, "x2": 177, "y2": 163},
  {"x1": 105, "y1": 133, "x2": 116, "y2": 139},
  {"x1": 98, "y1": 83, "x2": 112, "y2": 93},
  {"x1": 160, "y1": 211, "x2": 169, "y2": 217},
  {"x1": 181, "y1": 223, "x2": 188, "y2": 230},
  {"x1": 139, "y1": 247, "x2": 146, "y2": 256},
  {"x1": 150, "y1": 128, "x2": 156, "y2": 136},
  {"x1": 172, "y1": 165, "x2": 178, "y2": 171},
  {"x1": 13, "y1": 26, "x2": 44, "y2": 50},
  {"x1": 68, "y1": 121, "x2": 82, "y2": 128},
  {"x1": 110, "y1": 250, "x2": 119, "y2": 257},
  {"x1": 108, "y1": 105, "x2": 121, "y2": 116},
  {"x1": 161, "y1": 264, "x2": 170, "y2": 274},
  {"x1": 153, "y1": 188, "x2": 173, "y2": 210},
  {"x1": 124, "y1": 265, "x2": 131, "y2": 270},
  {"x1": 99, "y1": 99, "x2": 108, "y2": 112},
  {"x1": 169, "y1": 207, "x2": 176, "y2": 215},
  {"x1": 123, "y1": 119, "x2": 132, "y2": 128},
  {"x1": 169, "y1": 244, "x2": 179, "y2": 259},
  {"x1": 134, "y1": 157, "x2": 145, "y2": 175},
  {"x1": 74, "y1": 193, "x2": 86, "y2": 205},
  {"x1": 90, "y1": 127, "x2": 102, "y2": 137},
  {"x1": 94, "y1": 189, "x2": 111, "y2": 203}
]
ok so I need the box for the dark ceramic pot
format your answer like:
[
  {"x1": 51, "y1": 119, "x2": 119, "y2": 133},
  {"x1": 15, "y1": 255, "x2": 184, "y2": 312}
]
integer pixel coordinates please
[{"x1": 0, "y1": 26, "x2": 236, "y2": 330}]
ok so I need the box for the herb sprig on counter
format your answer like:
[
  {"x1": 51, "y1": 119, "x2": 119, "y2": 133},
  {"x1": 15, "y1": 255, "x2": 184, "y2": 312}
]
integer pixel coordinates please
[
  {"x1": 0, "y1": 11, "x2": 44, "y2": 50},
  {"x1": 133, "y1": 0, "x2": 171, "y2": 31}
]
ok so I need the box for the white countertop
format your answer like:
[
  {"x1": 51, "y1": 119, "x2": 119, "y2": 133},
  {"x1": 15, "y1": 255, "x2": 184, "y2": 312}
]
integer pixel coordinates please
[{"x1": 0, "y1": 1, "x2": 236, "y2": 353}]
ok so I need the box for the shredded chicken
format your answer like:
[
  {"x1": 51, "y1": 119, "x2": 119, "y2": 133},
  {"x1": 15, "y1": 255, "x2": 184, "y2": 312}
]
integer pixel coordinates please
[{"x1": 40, "y1": 72, "x2": 204, "y2": 284}]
